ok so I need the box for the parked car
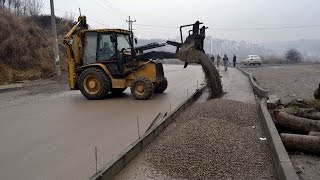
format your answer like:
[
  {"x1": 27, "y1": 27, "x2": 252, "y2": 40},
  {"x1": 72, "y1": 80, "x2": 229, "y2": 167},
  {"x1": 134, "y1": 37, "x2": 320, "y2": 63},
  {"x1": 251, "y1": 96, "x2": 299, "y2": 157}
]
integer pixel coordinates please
[{"x1": 242, "y1": 55, "x2": 262, "y2": 65}]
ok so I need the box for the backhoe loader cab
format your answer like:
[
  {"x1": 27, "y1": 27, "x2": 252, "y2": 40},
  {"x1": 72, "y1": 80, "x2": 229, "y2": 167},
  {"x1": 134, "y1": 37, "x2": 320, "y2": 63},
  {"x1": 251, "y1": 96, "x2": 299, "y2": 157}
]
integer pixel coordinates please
[{"x1": 64, "y1": 17, "x2": 167, "y2": 100}]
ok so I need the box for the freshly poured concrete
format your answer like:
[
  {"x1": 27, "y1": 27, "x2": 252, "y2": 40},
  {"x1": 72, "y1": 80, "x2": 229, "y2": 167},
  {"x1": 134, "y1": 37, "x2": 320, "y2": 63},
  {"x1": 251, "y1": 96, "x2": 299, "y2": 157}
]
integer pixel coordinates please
[{"x1": 0, "y1": 64, "x2": 204, "y2": 180}]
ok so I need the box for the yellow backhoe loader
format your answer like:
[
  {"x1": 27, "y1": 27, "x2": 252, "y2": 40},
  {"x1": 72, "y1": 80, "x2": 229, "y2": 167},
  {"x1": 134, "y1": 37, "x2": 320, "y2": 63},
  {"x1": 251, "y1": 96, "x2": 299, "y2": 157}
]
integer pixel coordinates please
[{"x1": 64, "y1": 16, "x2": 208, "y2": 100}]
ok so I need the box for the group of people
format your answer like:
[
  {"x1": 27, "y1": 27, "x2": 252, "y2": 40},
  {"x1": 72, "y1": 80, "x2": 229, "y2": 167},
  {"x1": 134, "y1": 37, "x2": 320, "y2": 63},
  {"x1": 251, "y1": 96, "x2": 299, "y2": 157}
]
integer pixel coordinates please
[{"x1": 210, "y1": 54, "x2": 237, "y2": 71}]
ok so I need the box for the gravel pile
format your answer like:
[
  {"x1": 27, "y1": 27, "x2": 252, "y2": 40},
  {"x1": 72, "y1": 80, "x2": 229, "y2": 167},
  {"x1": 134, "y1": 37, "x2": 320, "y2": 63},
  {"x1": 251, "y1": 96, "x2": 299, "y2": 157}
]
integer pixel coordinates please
[{"x1": 141, "y1": 99, "x2": 275, "y2": 179}]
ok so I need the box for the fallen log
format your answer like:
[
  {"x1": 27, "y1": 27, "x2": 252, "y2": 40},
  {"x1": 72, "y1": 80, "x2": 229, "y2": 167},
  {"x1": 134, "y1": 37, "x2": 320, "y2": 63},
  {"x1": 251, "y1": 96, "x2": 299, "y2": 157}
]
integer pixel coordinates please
[
  {"x1": 274, "y1": 111, "x2": 320, "y2": 133},
  {"x1": 314, "y1": 83, "x2": 320, "y2": 99},
  {"x1": 285, "y1": 99, "x2": 320, "y2": 109},
  {"x1": 280, "y1": 133, "x2": 320, "y2": 154},
  {"x1": 278, "y1": 107, "x2": 299, "y2": 115},
  {"x1": 279, "y1": 107, "x2": 320, "y2": 120},
  {"x1": 296, "y1": 109, "x2": 320, "y2": 120},
  {"x1": 309, "y1": 131, "x2": 320, "y2": 137}
]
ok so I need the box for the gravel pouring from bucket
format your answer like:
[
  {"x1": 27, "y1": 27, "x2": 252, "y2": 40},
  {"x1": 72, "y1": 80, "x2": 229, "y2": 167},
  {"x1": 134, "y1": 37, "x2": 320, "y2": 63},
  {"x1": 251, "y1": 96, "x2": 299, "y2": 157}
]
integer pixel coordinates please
[{"x1": 175, "y1": 22, "x2": 223, "y2": 99}]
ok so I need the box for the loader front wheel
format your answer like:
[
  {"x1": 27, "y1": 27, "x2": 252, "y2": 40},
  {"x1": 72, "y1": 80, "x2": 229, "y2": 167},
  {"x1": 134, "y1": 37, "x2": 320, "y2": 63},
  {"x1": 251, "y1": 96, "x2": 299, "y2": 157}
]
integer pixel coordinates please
[
  {"x1": 154, "y1": 77, "x2": 168, "y2": 93},
  {"x1": 131, "y1": 77, "x2": 154, "y2": 100},
  {"x1": 79, "y1": 68, "x2": 111, "y2": 100}
]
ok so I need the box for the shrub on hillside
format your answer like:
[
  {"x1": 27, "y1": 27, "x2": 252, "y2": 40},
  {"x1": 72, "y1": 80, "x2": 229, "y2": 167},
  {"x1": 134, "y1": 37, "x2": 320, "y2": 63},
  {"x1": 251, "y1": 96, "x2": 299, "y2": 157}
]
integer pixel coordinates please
[{"x1": 0, "y1": 10, "x2": 55, "y2": 83}]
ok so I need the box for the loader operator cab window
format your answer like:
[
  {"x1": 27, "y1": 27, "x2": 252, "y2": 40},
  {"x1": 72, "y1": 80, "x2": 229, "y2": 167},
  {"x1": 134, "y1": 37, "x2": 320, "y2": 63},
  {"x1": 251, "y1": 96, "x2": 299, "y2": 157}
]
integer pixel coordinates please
[
  {"x1": 83, "y1": 32, "x2": 98, "y2": 65},
  {"x1": 117, "y1": 34, "x2": 131, "y2": 52},
  {"x1": 97, "y1": 34, "x2": 115, "y2": 61}
]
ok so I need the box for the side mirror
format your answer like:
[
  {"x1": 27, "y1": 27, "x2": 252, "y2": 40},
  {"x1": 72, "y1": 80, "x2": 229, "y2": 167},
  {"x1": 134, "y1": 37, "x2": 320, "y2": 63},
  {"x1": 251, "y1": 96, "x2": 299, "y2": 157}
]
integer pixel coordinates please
[
  {"x1": 134, "y1": 38, "x2": 137, "y2": 44},
  {"x1": 110, "y1": 33, "x2": 117, "y2": 42}
]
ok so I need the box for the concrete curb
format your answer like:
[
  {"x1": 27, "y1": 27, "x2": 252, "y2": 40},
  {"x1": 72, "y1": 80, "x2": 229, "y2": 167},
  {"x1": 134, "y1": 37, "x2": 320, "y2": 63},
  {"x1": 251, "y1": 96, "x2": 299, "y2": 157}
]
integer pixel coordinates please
[
  {"x1": 0, "y1": 83, "x2": 23, "y2": 93},
  {"x1": 259, "y1": 99, "x2": 298, "y2": 180},
  {"x1": 237, "y1": 67, "x2": 269, "y2": 99},
  {"x1": 89, "y1": 86, "x2": 206, "y2": 180}
]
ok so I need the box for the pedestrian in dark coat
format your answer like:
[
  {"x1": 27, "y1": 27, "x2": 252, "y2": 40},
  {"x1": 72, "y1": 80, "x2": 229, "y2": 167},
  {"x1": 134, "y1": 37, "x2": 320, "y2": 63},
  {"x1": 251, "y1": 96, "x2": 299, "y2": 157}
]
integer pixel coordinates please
[
  {"x1": 210, "y1": 55, "x2": 215, "y2": 64},
  {"x1": 223, "y1": 54, "x2": 229, "y2": 71},
  {"x1": 217, "y1": 54, "x2": 221, "y2": 68},
  {"x1": 233, "y1": 54, "x2": 237, "y2": 67}
]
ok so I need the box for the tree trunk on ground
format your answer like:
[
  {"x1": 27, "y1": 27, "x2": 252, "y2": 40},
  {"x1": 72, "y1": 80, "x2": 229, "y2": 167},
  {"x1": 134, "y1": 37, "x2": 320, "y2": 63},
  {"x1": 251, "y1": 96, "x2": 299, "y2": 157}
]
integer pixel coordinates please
[
  {"x1": 285, "y1": 99, "x2": 320, "y2": 109},
  {"x1": 296, "y1": 109, "x2": 320, "y2": 120},
  {"x1": 274, "y1": 111, "x2": 320, "y2": 133},
  {"x1": 309, "y1": 131, "x2": 320, "y2": 137},
  {"x1": 315, "y1": 84, "x2": 320, "y2": 99},
  {"x1": 279, "y1": 108, "x2": 320, "y2": 120},
  {"x1": 280, "y1": 133, "x2": 320, "y2": 154}
]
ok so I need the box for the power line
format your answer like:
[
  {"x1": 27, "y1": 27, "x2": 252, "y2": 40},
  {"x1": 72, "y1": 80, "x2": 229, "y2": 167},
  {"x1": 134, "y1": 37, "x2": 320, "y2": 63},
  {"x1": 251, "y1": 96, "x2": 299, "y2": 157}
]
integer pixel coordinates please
[
  {"x1": 210, "y1": 25, "x2": 320, "y2": 31},
  {"x1": 43, "y1": 6, "x2": 108, "y2": 27},
  {"x1": 94, "y1": 0, "x2": 125, "y2": 20},
  {"x1": 134, "y1": 23, "x2": 320, "y2": 31},
  {"x1": 87, "y1": 17, "x2": 108, "y2": 27},
  {"x1": 100, "y1": 0, "x2": 126, "y2": 16},
  {"x1": 135, "y1": 23, "x2": 178, "y2": 29}
]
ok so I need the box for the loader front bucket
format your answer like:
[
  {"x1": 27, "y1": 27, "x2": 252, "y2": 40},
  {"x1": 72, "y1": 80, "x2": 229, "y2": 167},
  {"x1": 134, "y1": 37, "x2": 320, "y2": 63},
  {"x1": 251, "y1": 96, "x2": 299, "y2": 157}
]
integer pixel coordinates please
[{"x1": 176, "y1": 21, "x2": 207, "y2": 65}]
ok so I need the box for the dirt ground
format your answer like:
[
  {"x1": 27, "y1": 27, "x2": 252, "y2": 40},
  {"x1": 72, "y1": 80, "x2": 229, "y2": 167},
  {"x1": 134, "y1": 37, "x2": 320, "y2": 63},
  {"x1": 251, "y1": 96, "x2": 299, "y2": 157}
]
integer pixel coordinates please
[
  {"x1": 245, "y1": 64, "x2": 320, "y2": 180},
  {"x1": 244, "y1": 64, "x2": 320, "y2": 104}
]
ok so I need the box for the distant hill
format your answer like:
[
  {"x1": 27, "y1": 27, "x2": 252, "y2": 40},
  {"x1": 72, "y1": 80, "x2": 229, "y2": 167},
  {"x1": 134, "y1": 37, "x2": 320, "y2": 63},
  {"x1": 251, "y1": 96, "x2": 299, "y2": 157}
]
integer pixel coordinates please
[
  {"x1": 261, "y1": 39, "x2": 320, "y2": 61},
  {"x1": 136, "y1": 38, "x2": 273, "y2": 60}
]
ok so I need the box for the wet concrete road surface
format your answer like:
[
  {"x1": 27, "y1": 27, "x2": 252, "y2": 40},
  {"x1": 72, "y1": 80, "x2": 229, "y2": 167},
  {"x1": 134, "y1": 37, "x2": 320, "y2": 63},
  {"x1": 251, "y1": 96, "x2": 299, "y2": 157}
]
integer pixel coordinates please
[{"x1": 0, "y1": 64, "x2": 204, "y2": 180}]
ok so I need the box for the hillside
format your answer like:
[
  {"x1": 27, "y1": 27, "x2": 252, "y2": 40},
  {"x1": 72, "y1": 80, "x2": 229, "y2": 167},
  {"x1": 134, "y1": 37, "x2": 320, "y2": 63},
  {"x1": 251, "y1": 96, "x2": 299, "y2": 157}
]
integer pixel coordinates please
[
  {"x1": 261, "y1": 39, "x2": 320, "y2": 61},
  {"x1": 0, "y1": 10, "x2": 72, "y2": 85},
  {"x1": 137, "y1": 38, "x2": 273, "y2": 60}
]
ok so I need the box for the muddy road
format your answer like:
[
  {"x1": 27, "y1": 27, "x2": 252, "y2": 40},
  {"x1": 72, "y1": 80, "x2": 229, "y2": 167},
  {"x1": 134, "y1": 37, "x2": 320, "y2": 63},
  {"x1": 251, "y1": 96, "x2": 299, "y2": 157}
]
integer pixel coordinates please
[{"x1": 0, "y1": 64, "x2": 204, "y2": 180}]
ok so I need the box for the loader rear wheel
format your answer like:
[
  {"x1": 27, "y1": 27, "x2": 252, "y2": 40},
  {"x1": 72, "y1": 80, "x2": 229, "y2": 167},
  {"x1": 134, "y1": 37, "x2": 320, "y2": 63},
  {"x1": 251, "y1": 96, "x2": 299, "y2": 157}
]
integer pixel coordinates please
[
  {"x1": 79, "y1": 68, "x2": 111, "y2": 100},
  {"x1": 131, "y1": 77, "x2": 154, "y2": 100},
  {"x1": 154, "y1": 77, "x2": 168, "y2": 93}
]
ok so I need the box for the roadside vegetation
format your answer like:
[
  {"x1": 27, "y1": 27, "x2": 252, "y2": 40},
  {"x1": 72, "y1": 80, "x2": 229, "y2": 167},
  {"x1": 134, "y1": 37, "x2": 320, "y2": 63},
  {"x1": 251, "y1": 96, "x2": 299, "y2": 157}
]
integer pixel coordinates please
[
  {"x1": 0, "y1": 1, "x2": 72, "y2": 85},
  {"x1": 261, "y1": 49, "x2": 304, "y2": 64}
]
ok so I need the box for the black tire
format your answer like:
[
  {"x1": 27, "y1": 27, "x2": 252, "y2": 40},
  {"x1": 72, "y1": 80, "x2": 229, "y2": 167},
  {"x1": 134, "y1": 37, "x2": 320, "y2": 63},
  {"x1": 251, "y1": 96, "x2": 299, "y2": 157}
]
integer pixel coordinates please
[
  {"x1": 78, "y1": 68, "x2": 111, "y2": 100},
  {"x1": 131, "y1": 76, "x2": 154, "y2": 100},
  {"x1": 111, "y1": 87, "x2": 127, "y2": 94},
  {"x1": 154, "y1": 77, "x2": 168, "y2": 93}
]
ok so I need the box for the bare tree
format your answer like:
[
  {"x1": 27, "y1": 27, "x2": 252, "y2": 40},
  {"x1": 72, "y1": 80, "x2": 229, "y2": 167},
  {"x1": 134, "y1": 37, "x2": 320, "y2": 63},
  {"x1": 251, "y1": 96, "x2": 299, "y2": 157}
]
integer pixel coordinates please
[
  {"x1": 8, "y1": 0, "x2": 12, "y2": 10},
  {"x1": 27, "y1": 0, "x2": 43, "y2": 16},
  {"x1": 13, "y1": 0, "x2": 21, "y2": 15},
  {"x1": 0, "y1": 0, "x2": 2, "y2": 9},
  {"x1": 21, "y1": 0, "x2": 27, "y2": 16},
  {"x1": 285, "y1": 48, "x2": 302, "y2": 63}
]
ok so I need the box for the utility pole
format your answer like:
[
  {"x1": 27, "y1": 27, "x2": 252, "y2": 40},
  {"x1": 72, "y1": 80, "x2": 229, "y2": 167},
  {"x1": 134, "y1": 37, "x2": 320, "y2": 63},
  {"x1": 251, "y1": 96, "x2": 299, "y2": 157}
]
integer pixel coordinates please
[
  {"x1": 126, "y1": 16, "x2": 136, "y2": 48},
  {"x1": 126, "y1": 16, "x2": 136, "y2": 31},
  {"x1": 50, "y1": 0, "x2": 61, "y2": 77}
]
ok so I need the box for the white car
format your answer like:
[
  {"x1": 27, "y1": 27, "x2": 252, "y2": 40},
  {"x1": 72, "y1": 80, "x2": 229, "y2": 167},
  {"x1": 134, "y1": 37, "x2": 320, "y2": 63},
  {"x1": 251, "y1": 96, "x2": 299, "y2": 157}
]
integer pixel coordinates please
[{"x1": 243, "y1": 55, "x2": 262, "y2": 65}]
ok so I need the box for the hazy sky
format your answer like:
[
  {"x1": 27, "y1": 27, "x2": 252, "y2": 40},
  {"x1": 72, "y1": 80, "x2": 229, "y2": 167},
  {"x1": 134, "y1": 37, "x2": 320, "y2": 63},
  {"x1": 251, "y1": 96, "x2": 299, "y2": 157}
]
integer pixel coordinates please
[{"x1": 43, "y1": 0, "x2": 320, "y2": 43}]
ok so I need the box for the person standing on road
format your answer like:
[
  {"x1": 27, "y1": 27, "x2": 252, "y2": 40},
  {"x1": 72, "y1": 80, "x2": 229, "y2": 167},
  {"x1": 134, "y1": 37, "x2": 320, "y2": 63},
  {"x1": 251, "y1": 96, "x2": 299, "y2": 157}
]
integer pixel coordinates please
[
  {"x1": 223, "y1": 54, "x2": 229, "y2": 71},
  {"x1": 233, "y1": 54, "x2": 237, "y2": 67},
  {"x1": 217, "y1": 54, "x2": 221, "y2": 68},
  {"x1": 210, "y1": 55, "x2": 215, "y2": 64}
]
